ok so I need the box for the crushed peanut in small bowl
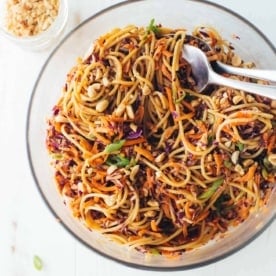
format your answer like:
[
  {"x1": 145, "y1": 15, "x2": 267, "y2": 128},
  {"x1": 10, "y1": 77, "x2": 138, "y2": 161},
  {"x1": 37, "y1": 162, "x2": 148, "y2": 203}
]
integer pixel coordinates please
[
  {"x1": 0, "y1": 0, "x2": 68, "y2": 51},
  {"x1": 6, "y1": 0, "x2": 60, "y2": 37}
]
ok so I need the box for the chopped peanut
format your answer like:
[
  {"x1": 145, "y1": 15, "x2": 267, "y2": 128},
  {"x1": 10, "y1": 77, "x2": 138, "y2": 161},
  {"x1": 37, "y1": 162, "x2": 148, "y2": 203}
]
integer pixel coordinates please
[{"x1": 5, "y1": 0, "x2": 59, "y2": 37}]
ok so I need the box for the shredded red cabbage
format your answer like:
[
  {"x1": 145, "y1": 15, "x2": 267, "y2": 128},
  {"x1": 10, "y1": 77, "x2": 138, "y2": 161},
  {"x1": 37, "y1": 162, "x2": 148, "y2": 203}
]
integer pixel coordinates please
[{"x1": 126, "y1": 129, "x2": 143, "y2": 139}]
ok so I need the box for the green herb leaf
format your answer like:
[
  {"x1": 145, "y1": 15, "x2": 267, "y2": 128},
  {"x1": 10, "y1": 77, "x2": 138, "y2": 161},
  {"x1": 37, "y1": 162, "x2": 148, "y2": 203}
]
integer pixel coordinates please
[
  {"x1": 51, "y1": 153, "x2": 63, "y2": 160},
  {"x1": 207, "y1": 135, "x2": 214, "y2": 146},
  {"x1": 236, "y1": 142, "x2": 244, "y2": 151},
  {"x1": 106, "y1": 155, "x2": 130, "y2": 167},
  {"x1": 33, "y1": 255, "x2": 43, "y2": 271},
  {"x1": 149, "y1": 248, "x2": 160, "y2": 255},
  {"x1": 104, "y1": 140, "x2": 125, "y2": 153},
  {"x1": 146, "y1": 19, "x2": 160, "y2": 35},
  {"x1": 223, "y1": 160, "x2": 232, "y2": 169},
  {"x1": 198, "y1": 178, "x2": 224, "y2": 200}
]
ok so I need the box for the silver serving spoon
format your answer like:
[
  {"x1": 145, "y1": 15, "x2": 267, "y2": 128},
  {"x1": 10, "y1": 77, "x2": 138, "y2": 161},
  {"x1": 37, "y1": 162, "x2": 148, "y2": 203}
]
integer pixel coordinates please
[
  {"x1": 214, "y1": 60, "x2": 276, "y2": 83},
  {"x1": 182, "y1": 44, "x2": 276, "y2": 99}
]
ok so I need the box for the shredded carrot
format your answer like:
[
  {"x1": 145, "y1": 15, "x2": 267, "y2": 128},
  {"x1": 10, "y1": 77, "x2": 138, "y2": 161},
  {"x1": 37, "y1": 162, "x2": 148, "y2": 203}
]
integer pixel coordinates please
[
  {"x1": 123, "y1": 59, "x2": 131, "y2": 73},
  {"x1": 134, "y1": 145, "x2": 154, "y2": 161},
  {"x1": 90, "y1": 156, "x2": 106, "y2": 166},
  {"x1": 238, "y1": 163, "x2": 258, "y2": 182},
  {"x1": 214, "y1": 153, "x2": 223, "y2": 175},
  {"x1": 237, "y1": 201, "x2": 250, "y2": 220},
  {"x1": 175, "y1": 112, "x2": 194, "y2": 122},
  {"x1": 194, "y1": 211, "x2": 210, "y2": 223},
  {"x1": 144, "y1": 167, "x2": 154, "y2": 189},
  {"x1": 181, "y1": 100, "x2": 195, "y2": 112},
  {"x1": 262, "y1": 132, "x2": 269, "y2": 146},
  {"x1": 161, "y1": 202, "x2": 172, "y2": 219},
  {"x1": 150, "y1": 220, "x2": 159, "y2": 232},
  {"x1": 163, "y1": 126, "x2": 175, "y2": 139},
  {"x1": 233, "y1": 111, "x2": 254, "y2": 119},
  {"x1": 54, "y1": 122, "x2": 62, "y2": 132},
  {"x1": 153, "y1": 45, "x2": 164, "y2": 60},
  {"x1": 162, "y1": 50, "x2": 173, "y2": 58},
  {"x1": 230, "y1": 121, "x2": 251, "y2": 127},
  {"x1": 268, "y1": 134, "x2": 276, "y2": 153},
  {"x1": 91, "y1": 179, "x2": 117, "y2": 192},
  {"x1": 92, "y1": 132, "x2": 110, "y2": 145},
  {"x1": 91, "y1": 142, "x2": 100, "y2": 154},
  {"x1": 186, "y1": 132, "x2": 203, "y2": 140},
  {"x1": 254, "y1": 172, "x2": 261, "y2": 187},
  {"x1": 94, "y1": 170, "x2": 107, "y2": 179},
  {"x1": 222, "y1": 125, "x2": 239, "y2": 142},
  {"x1": 184, "y1": 201, "x2": 193, "y2": 220},
  {"x1": 165, "y1": 87, "x2": 175, "y2": 114},
  {"x1": 134, "y1": 105, "x2": 144, "y2": 125},
  {"x1": 123, "y1": 137, "x2": 146, "y2": 147},
  {"x1": 109, "y1": 116, "x2": 125, "y2": 123},
  {"x1": 182, "y1": 224, "x2": 188, "y2": 238},
  {"x1": 262, "y1": 131, "x2": 276, "y2": 153},
  {"x1": 127, "y1": 235, "x2": 141, "y2": 242},
  {"x1": 196, "y1": 120, "x2": 208, "y2": 133},
  {"x1": 161, "y1": 64, "x2": 172, "y2": 81}
]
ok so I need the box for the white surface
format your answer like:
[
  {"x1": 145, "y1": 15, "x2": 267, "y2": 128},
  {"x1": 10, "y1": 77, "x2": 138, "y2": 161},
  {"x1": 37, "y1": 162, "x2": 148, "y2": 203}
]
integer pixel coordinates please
[{"x1": 0, "y1": 0, "x2": 275, "y2": 275}]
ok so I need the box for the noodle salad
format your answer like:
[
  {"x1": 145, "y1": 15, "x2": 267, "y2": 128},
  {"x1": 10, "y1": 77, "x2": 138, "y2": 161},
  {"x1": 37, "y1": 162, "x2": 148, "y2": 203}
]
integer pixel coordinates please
[{"x1": 46, "y1": 21, "x2": 276, "y2": 256}]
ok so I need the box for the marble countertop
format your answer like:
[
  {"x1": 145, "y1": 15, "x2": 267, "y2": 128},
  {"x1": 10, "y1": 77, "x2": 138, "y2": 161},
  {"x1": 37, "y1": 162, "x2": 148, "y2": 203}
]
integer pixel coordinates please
[{"x1": 0, "y1": 1, "x2": 275, "y2": 275}]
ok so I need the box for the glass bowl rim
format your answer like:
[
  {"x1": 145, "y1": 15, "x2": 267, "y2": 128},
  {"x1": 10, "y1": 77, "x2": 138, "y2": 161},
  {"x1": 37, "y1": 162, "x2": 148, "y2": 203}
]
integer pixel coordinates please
[{"x1": 26, "y1": 0, "x2": 276, "y2": 270}]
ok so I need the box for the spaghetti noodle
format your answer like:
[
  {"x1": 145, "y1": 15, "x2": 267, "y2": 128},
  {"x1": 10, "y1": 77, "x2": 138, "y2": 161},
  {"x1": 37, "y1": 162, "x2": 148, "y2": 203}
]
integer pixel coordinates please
[{"x1": 46, "y1": 22, "x2": 276, "y2": 256}]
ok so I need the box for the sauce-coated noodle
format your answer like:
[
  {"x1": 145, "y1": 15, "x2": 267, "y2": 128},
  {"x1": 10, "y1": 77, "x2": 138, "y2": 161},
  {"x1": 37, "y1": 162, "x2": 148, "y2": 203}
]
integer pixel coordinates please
[{"x1": 46, "y1": 23, "x2": 276, "y2": 256}]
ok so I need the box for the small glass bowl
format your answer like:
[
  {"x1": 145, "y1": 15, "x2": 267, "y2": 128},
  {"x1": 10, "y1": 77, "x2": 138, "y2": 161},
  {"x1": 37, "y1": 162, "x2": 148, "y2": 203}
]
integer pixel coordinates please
[{"x1": 0, "y1": 0, "x2": 68, "y2": 51}]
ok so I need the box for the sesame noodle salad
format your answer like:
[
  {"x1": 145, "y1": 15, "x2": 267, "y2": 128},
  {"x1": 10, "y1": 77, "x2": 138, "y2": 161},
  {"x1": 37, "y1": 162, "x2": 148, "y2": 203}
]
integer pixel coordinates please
[{"x1": 46, "y1": 21, "x2": 276, "y2": 256}]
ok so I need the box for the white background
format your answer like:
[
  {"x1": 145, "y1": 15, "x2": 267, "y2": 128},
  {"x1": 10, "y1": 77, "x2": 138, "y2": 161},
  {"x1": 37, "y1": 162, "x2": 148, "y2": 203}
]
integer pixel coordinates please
[{"x1": 0, "y1": 1, "x2": 275, "y2": 275}]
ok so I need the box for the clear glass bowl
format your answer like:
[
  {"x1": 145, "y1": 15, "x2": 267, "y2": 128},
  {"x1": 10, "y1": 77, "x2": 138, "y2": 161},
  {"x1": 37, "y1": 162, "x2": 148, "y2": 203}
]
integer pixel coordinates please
[
  {"x1": 26, "y1": 0, "x2": 276, "y2": 269},
  {"x1": 0, "y1": 0, "x2": 68, "y2": 51}
]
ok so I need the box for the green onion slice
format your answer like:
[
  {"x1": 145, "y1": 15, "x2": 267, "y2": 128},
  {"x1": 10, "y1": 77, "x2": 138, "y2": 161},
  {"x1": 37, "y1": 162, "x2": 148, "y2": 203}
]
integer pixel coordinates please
[
  {"x1": 105, "y1": 140, "x2": 125, "y2": 153},
  {"x1": 198, "y1": 178, "x2": 224, "y2": 200},
  {"x1": 33, "y1": 255, "x2": 43, "y2": 271},
  {"x1": 106, "y1": 155, "x2": 130, "y2": 167}
]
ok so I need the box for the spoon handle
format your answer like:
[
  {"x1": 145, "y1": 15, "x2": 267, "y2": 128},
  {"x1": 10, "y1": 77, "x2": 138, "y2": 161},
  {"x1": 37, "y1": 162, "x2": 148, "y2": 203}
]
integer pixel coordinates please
[
  {"x1": 209, "y1": 71, "x2": 276, "y2": 100},
  {"x1": 214, "y1": 61, "x2": 276, "y2": 83}
]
